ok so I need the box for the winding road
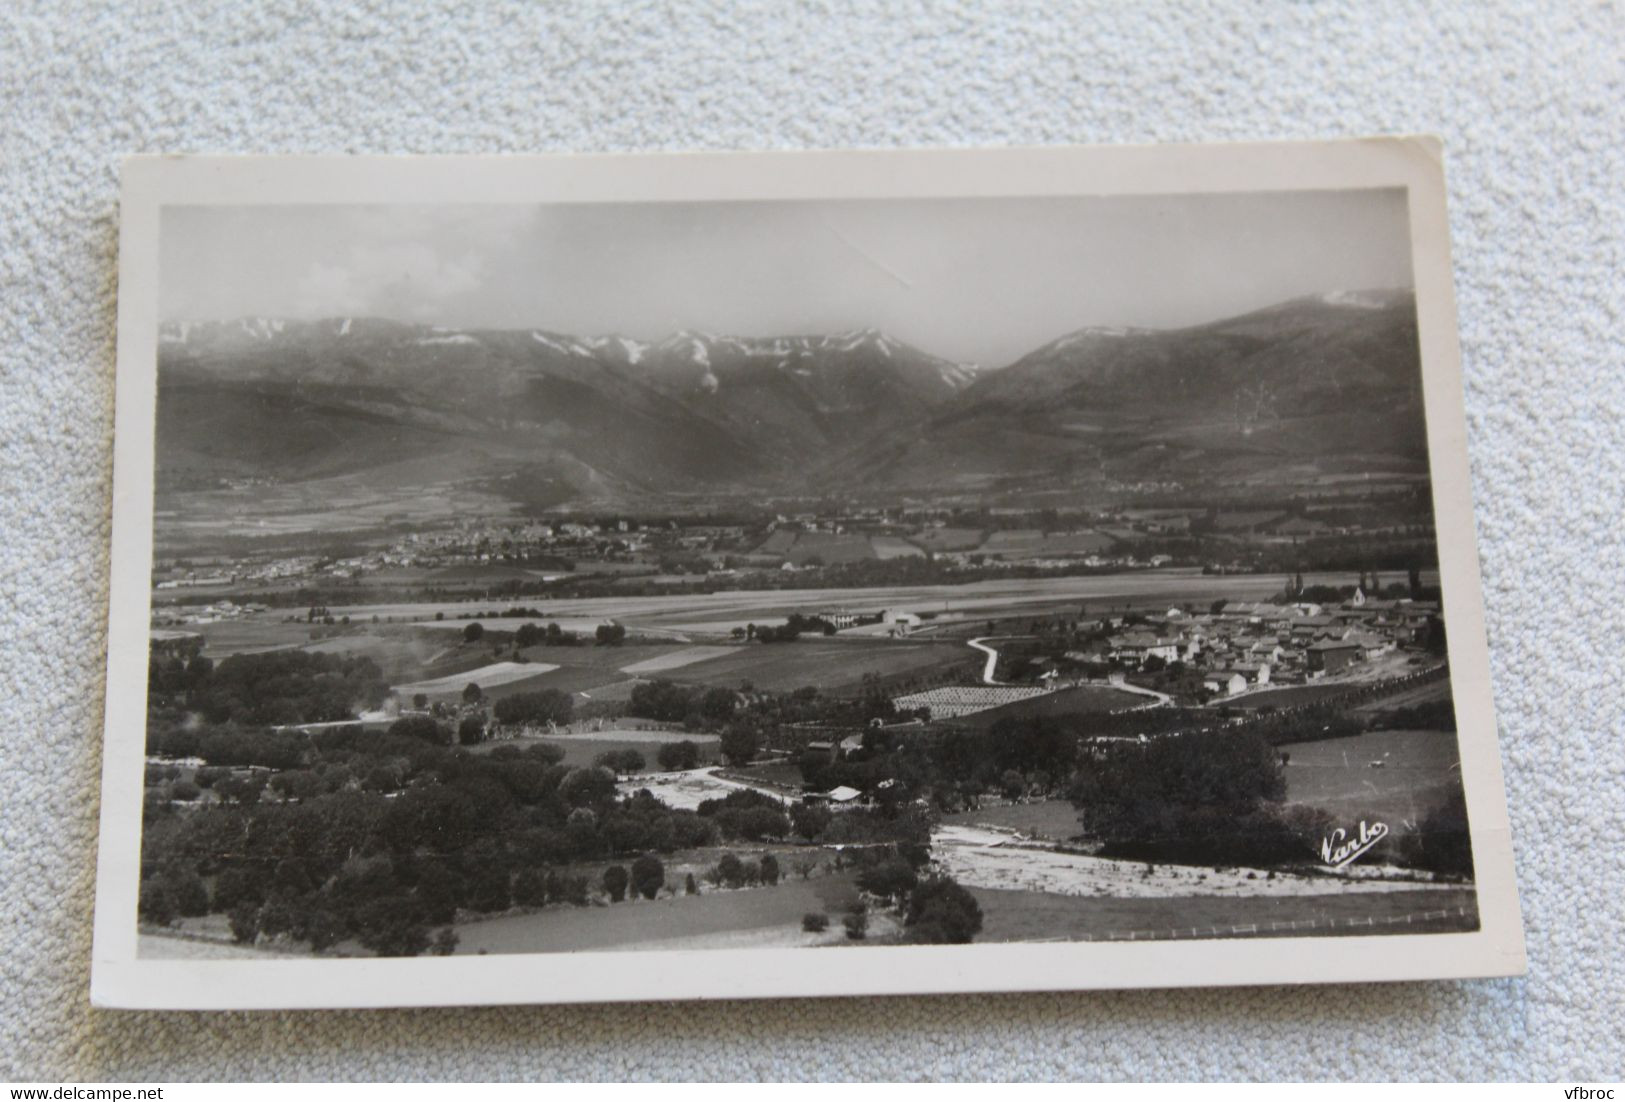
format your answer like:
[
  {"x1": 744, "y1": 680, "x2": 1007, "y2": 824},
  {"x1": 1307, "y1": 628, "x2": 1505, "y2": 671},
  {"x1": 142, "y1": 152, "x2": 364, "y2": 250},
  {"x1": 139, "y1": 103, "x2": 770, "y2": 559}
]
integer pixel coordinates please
[{"x1": 966, "y1": 635, "x2": 1173, "y2": 708}]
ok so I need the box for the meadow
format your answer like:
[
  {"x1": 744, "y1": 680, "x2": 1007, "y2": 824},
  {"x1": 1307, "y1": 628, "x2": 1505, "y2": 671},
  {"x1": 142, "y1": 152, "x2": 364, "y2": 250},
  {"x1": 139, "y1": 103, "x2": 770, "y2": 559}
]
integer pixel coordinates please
[
  {"x1": 451, "y1": 872, "x2": 862, "y2": 954},
  {"x1": 1279, "y1": 728, "x2": 1465, "y2": 828},
  {"x1": 661, "y1": 639, "x2": 972, "y2": 695}
]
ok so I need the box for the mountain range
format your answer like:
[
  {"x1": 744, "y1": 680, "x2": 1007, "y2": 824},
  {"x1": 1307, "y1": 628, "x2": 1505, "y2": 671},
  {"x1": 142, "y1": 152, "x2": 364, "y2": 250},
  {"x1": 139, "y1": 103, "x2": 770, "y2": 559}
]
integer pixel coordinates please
[{"x1": 154, "y1": 289, "x2": 1426, "y2": 510}]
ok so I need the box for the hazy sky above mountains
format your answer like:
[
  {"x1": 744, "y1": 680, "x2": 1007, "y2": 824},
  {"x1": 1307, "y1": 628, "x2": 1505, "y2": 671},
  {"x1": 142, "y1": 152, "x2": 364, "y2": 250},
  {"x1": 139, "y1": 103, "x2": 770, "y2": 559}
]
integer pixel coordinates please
[{"x1": 160, "y1": 190, "x2": 1414, "y2": 366}]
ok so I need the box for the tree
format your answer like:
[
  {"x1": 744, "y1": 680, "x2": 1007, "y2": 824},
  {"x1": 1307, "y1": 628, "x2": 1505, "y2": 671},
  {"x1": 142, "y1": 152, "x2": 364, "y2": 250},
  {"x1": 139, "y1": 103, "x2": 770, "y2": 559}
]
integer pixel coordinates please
[
  {"x1": 602, "y1": 864, "x2": 629, "y2": 903},
  {"x1": 758, "y1": 854, "x2": 780, "y2": 886},
  {"x1": 463, "y1": 622, "x2": 485, "y2": 643},
  {"x1": 272, "y1": 857, "x2": 314, "y2": 898},
  {"x1": 904, "y1": 876, "x2": 984, "y2": 944},
  {"x1": 493, "y1": 689, "x2": 574, "y2": 728},
  {"x1": 719, "y1": 724, "x2": 759, "y2": 766},
  {"x1": 430, "y1": 928, "x2": 460, "y2": 956},
  {"x1": 558, "y1": 766, "x2": 617, "y2": 808},
  {"x1": 415, "y1": 862, "x2": 461, "y2": 923},
  {"x1": 802, "y1": 912, "x2": 829, "y2": 933},
  {"x1": 843, "y1": 911, "x2": 868, "y2": 940},
  {"x1": 388, "y1": 714, "x2": 450, "y2": 746},
  {"x1": 228, "y1": 901, "x2": 260, "y2": 944},
  {"x1": 790, "y1": 803, "x2": 832, "y2": 842},
  {"x1": 1404, "y1": 787, "x2": 1474, "y2": 877},
  {"x1": 514, "y1": 622, "x2": 543, "y2": 648},
  {"x1": 356, "y1": 901, "x2": 431, "y2": 957},
  {"x1": 700, "y1": 687, "x2": 738, "y2": 722},
  {"x1": 295, "y1": 909, "x2": 344, "y2": 952},
  {"x1": 467, "y1": 866, "x2": 512, "y2": 913},
  {"x1": 513, "y1": 867, "x2": 549, "y2": 907},
  {"x1": 715, "y1": 852, "x2": 745, "y2": 888},
  {"x1": 462, "y1": 682, "x2": 484, "y2": 705},
  {"x1": 138, "y1": 878, "x2": 177, "y2": 927},
  {"x1": 628, "y1": 680, "x2": 698, "y2": 722},
  {"x1": 630, "y1": 854, "x2": 665, "y2": 900},
  {"x1": 685, "y1": 872, "x2": 698, "y2": 895},
  {"x1": 594, "y1": 748, "x2": 645, "y2": 775},
  {"x1": 211, "y1": 865, "x2": 266, "y2": 913},
  {"x1": 856, "y1": 857, "x2": 917, "y2": 903},
  {"x1": 595, "y1": 622, "x2": 627, "y2": 646},
  {"x1": 1069, "y1": 729, "x2": 1311, "y2": 865},
  {"x1": 458, "y1": 715, "x2": 486, "y2": 746},
  {"x1": 657, "y1": 740, "x2": 701, "y2": 772},
  {"x1": 412, "y1": 693, "x2": 429, "y2": 710}
]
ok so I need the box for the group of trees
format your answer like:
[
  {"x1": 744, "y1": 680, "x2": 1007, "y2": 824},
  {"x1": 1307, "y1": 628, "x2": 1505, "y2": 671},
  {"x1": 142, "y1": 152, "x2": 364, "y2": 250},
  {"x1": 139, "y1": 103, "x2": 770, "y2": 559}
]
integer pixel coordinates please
[
  {"x1": 599, "y1": 854, "x2": 665, "y2": 902},
  {"x1": 655, "y1": 740, "x2": 701, "y2": 771},
  {"x1": 749, "y1": 614, "x2": 838, "y2": 644},
  {"x1": 141, "y1": 713, "x2": 898, "y2": 955},
  {"x1": 1068, "y1": 728, "x2": 1328, "y2": 866},
  {"x1": 491, "y1": 689, "x2": 575, "y2": 729},
  {"x1": 844, "y1": 847, "x2": 983, "y2": 943},
  {"x1": 594, "y1": 748, "x2": 646, "y2": 775},
  {"x1": 627, "y1": 680, "x2": 738, "y2": 726},
  {"x1": 147, "y1": 649, "x2": 390, "y2": 728}
]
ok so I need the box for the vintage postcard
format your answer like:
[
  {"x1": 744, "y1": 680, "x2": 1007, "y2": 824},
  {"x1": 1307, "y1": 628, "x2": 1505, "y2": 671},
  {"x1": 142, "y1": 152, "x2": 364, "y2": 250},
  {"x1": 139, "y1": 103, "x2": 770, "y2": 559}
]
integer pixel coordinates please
[{"x1": 92, "y1": 141, "x2": 1524, "y2": 1009}]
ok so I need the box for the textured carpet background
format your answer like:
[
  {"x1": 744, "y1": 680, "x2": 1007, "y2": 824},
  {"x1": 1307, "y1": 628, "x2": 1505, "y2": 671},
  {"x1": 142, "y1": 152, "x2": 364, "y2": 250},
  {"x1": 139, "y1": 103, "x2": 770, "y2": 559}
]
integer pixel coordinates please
[{"x1": 2, "y1": 0, "x2": 1621, "y2": 1082}]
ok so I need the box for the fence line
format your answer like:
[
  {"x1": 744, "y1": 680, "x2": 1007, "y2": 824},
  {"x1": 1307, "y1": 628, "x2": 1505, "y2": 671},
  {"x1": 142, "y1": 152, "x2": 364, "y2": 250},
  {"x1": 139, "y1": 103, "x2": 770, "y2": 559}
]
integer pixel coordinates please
[{"x1": 1073, "y1": 903, "x2": 1476, "y2": 943}]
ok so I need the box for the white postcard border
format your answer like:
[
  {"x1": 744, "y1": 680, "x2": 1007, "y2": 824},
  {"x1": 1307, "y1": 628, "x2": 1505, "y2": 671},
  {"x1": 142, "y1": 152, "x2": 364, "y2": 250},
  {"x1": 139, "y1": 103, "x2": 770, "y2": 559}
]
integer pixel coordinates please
[{"x1": 92, "y1": 140, "x2": 1524, "y2": 1010}]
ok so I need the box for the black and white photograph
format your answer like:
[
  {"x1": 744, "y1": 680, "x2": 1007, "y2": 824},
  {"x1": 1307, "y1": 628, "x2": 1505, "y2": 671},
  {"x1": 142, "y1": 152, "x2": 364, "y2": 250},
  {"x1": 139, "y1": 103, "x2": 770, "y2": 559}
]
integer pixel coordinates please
[{"x1": 92, "y1": 144, "x2": 1523, "y2": 1008}]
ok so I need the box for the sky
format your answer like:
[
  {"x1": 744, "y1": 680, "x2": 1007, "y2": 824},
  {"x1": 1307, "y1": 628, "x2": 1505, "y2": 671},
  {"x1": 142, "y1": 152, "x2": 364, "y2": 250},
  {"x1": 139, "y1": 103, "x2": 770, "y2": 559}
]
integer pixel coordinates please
[{"x1": 159, "y1": 190, "x2": 1414, "y2": 366}]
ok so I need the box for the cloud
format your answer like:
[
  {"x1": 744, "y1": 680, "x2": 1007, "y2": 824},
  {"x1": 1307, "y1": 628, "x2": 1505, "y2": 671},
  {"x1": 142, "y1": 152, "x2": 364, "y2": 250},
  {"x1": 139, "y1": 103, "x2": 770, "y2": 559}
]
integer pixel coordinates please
[{"x1": 293, "y1": 242, "x2": 486, "y2": 320}]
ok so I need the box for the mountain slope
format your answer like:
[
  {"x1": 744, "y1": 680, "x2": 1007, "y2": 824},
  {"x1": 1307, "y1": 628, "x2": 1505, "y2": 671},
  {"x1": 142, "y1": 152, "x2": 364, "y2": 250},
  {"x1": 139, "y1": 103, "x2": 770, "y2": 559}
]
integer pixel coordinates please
[
  {"x1": 827, "y1": 290, "x2": 1426, "y2": 492},
  {"x1": 154, "y1": 319, "x2": 977, "y2": 498},
  {"x1": 154, "y1": 290, "x2": 1424, "y2": 508}
]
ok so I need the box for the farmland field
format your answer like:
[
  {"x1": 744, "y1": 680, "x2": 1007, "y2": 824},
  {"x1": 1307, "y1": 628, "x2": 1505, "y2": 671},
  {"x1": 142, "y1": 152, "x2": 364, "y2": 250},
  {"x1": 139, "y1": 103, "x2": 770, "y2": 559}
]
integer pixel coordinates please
[
  {"x1": 514, "y1": 642, "x2": 687, "y2": 669},
  {"x1": 451, "y1": 874, "x2": 861, "y2": 954},
  {"x1": 186, "y1": 619, "x2": 321, "y2": 658},
  {"x1": 393, "y1": 661, "x2": 558, "y2": 698},
  {"x1": 1280, "y1": 728, "x2": 1464, "y2": 827},
  {"x1": 1231, "y1": 682, "x2": 1373, "y2": 710},
  {"x1": 907, "y1": 527, "x2": 985, "y2": 552},
  {"x1": 664, "y1": 640, "x2": 970, "y2": 695},
  {"x1": 980, "y1": 529, "x2": 1115, "y2": 559},
  {"x1": 940, "y1": 799, "x2": 1083, "y2": 841},
  {"x1": 934, "y1": 825, "x2": 1442, "y2": 899},
  {"x1": 972, "y1": 885, "x2": 1478, "y2": 943},
  {"x1": 618, "y1": 645, "x2": 737, "y2": 674},
  {"x1": 870, "y1": 536, "x2": 925, "y2": 559}
]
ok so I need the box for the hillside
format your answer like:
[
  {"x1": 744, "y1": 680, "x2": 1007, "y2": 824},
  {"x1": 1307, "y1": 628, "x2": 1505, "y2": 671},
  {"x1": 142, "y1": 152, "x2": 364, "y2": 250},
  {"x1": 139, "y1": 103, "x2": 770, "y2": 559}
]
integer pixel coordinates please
[
  {"x1": 833, "y1": 290, "x2": 1427, "y2": 492},
  {"x1": 155, "y1": 290, "x2": 1425, "y2": 512}
]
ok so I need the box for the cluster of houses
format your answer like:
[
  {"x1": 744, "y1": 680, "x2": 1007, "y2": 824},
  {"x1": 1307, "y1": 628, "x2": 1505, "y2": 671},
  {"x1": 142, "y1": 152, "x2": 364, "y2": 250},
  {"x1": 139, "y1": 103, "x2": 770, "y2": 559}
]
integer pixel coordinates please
[
  {"x1": 1084, "y1": 588, "x2": 1438, "y2": 697},
  {"x1": 152, "y1": 597, "x2": 270, "y2": 626},
  {"x1": 818, "y1": 607, "x2": 925, "y2": 636}
]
